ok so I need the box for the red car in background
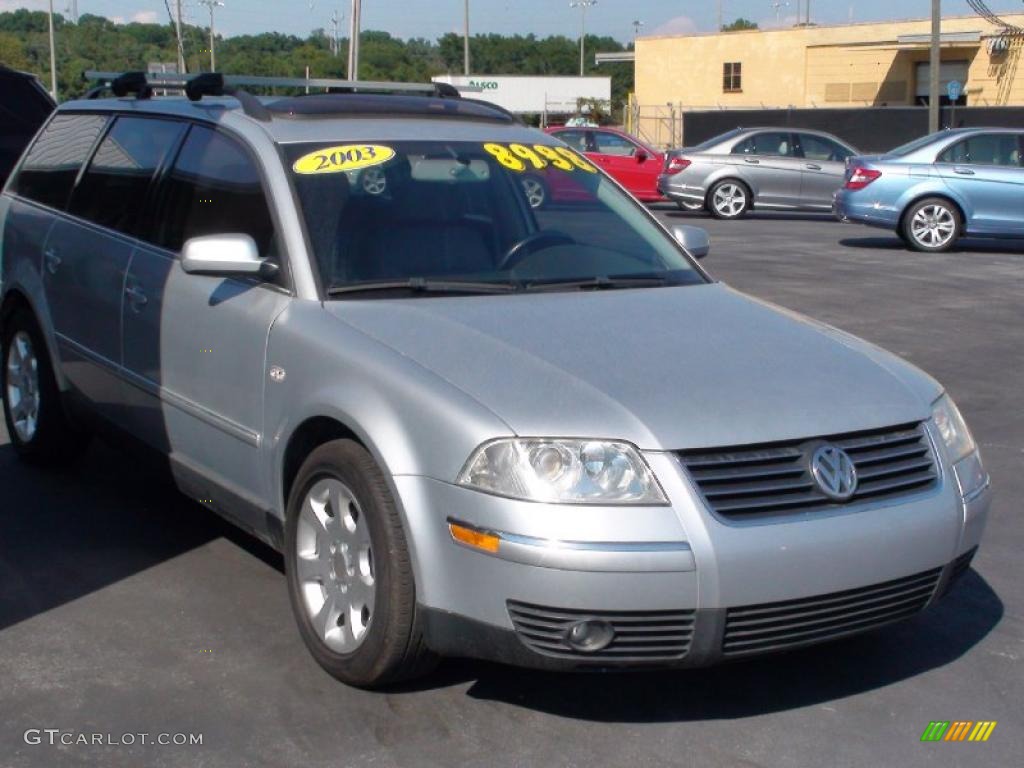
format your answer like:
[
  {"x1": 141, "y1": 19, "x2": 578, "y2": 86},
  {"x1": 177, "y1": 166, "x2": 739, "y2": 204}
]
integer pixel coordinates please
[{"x1": 544, "y1": 125, "x2": 667, "y2": 203}]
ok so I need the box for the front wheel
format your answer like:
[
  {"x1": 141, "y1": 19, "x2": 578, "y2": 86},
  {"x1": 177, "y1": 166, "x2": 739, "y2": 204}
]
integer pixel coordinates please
[
  {"x1": 1, "y1": 307, "x2": 89, "y2": 463},
  {"x1": 708, "y1": 180, "x2": 750, "y2": 219},
  {"x1": 902, "y1": 198, "x2": 961, "y2": 252},
  {"x1": 284, "y1": 439, "x2": 436, "y2": 687}
]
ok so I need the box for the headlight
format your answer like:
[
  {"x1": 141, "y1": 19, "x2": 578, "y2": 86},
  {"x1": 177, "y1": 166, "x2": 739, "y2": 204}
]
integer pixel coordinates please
[
  {"x1": 457, "y1": 438, "x2": 667, "y2": 505},
  {"x1": 931, "y1": 394, "x2": 977, "y2": 463}
]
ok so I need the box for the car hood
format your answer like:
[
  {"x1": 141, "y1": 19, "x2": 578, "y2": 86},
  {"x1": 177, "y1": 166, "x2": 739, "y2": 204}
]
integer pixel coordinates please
[{"x1": 326, "y1": 284, "x2": 939, "y2": 450}]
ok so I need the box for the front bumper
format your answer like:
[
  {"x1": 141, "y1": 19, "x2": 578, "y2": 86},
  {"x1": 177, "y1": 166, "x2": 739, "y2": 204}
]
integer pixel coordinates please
[{"x1": 395, "y1": 445, "x2": 990, "y2": 671}]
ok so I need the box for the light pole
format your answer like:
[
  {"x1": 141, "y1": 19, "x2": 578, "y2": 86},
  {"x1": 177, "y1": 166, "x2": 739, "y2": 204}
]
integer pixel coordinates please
[
  {"x1": 929, "y1": 0, "x2": 941, "y2": 132},
  {"x1": 347, "y1": 0, "x2": 361, "y2": 80},
  {"x1": 174, "y1": 0, "x2": 186, "y2": 74},
  {"x1": 199, "y1": 0, "x2": 224, "y2": 71},
  {"x1": 632, "y1": 19, "x2": 644, "y2": 41},
  {"x1": 570, "y1": 0, "x2": 597, "y2": 77},
  {"x1": 47, "y1": 0, "x2": 57, "y2": 100},
  {"x1": 464, "y1": 0, "x2": 471, "y2": 76}
]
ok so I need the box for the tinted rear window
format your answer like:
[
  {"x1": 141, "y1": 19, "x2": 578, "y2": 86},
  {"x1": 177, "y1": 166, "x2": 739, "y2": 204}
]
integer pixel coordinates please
[
  {"x1": 11, "y1": 114, "x2": 107, "y2": 210},
  {"x1": 68, "y1": 116, "x2": 185, "y2": 237}
]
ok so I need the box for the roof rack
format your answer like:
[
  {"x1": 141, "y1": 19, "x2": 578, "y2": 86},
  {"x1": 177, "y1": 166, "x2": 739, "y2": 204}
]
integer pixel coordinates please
[{"x1": 82, "y1": 71, "x2": 481, "y2": 122}]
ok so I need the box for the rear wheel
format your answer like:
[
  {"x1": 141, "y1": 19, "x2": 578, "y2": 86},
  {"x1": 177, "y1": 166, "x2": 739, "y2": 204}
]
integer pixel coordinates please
[
  {"x1": 1, "y1": 307, "x2": 89, "y2": 463},
  {"x1": 708, "y1": 180, "x2": 750, "y2": 219},
  {"x1": 677, "y1": 200, "x2": 705, "y2": 213},
  {"x1": 285, "y1": 439, "x2": 436, "y2": 687},
  {"x1": 902, "y1": 197, "x2": 961, "y2": 252}
]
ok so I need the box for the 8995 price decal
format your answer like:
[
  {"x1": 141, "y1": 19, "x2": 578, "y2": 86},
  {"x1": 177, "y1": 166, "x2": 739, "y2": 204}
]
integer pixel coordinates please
[{"x1": 483, "y1": 143, "x2": 598, "y2": 174}]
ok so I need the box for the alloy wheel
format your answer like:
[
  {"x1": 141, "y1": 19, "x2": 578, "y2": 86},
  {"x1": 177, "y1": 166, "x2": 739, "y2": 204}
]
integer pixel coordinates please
[
  {"x1": 910, "y1": 204, "x2": 956, "y2": 249},
  {"x1": 295, "y1": 477, "x2": 376, "y2": 653},
  {"x1": 361, "y1": 167, "x2": 387, "y2": 196},
  {"x1": 713, "y1": 183, "x2": 746, "y2": 217},
  {"x1": 5, "y1": 330, "x2": 40, "y2": 443}
]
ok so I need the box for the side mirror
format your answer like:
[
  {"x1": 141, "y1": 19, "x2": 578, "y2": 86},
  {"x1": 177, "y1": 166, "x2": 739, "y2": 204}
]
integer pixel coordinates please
[
  {"x1": 181, "y1": 234, "x2": 277, "y2": 278},
  {"x1": 635, "y1": 149, "x2": 650, "y2": 163},
  {"x1": 671, "y1": 224, "x2": 710, "y2": 260}
]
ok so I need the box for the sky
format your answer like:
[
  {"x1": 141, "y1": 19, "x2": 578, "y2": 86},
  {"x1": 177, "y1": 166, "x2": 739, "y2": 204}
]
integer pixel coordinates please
[{"x1": 3, "y1": 0, "x2": 1024, "y2": 42}]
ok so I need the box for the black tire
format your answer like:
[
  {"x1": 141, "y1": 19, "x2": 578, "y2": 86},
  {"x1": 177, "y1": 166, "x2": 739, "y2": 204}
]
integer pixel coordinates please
[
  {"x1": 707, "y1": 179, "x2": 751, "y2": 220},
  {"x1": 901, "y1": 197, "x2": 961, "y2": 253},
  {"x1": 1, "y1": 306, "x2": 89, "y2": 463},
  {"x1": 284, "y1": 439, "x2": 437, "y2": 687}
]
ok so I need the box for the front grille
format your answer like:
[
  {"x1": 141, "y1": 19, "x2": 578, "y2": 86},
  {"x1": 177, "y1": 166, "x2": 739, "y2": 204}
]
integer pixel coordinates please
[
  {"x1": 507, "y1": 601, "x2": 695, "y2": 662},
  {"x1": 722, "y1": 567, "x2": 942, "y2": 657},
  {"x1": 678, "y1": 421, "x2": 937, "y2": 520}
]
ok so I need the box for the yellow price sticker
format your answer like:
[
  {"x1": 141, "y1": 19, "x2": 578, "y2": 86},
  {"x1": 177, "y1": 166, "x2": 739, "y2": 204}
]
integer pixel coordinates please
[
  {"x1": 292, "y1": 144, "x2": 396, "y2": 175},
  {"x1": 483, "y1": 143, "x2": 598, "y2": 174}
]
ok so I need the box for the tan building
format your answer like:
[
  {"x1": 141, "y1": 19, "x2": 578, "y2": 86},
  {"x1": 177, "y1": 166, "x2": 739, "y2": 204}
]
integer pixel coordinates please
[{"x1": 634, "y1": 13, "x2": 1024, "y2": 139}]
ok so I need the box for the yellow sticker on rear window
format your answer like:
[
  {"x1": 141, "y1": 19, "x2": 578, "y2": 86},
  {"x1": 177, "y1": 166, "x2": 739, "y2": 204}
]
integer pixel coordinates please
[{"x1": 292, "y1": 144, "x2": 396, "y2": 175}]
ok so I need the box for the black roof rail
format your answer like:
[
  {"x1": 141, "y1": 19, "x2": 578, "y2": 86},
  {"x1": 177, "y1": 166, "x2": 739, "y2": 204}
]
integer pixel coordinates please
[{"x1": 82, "y1": 71, "x2": 483, "y2": 123}]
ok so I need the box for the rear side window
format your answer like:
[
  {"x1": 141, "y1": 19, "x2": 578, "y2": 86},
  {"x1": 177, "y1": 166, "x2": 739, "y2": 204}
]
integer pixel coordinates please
[
  {"x1": 68, "y1": 116, "x2": 185, "y2": 236},
  {"x1": 938, "y1": 134, "x2": 1021, "y2": 167},
  {"x1": 732, "y1": 132, "x2": 794, "y2": 157},
  {"x1": 12, "y1": 114, "x2": 107, "y2": 210},
  {"x1": 156, "y1": 126, "x2": 276, "y2": 256},
  {"x1": 798, "y1": 134, "x2": 853, "y2": 162}
]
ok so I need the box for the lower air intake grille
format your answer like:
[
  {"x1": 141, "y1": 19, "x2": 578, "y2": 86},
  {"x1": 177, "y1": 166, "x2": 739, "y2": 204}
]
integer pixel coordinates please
[
  {"x1": 678, "y1": 421, "x2": 938, "y2": 520},
  {"x1": 722, "y1": 567, "x2": 942, "y2": 657},
  {"x1": 507, "y1": 601, "x2": 695, "y2": 662},
  {"x1": 939, "y1": 546, "x2": 978, "y2": 597}
]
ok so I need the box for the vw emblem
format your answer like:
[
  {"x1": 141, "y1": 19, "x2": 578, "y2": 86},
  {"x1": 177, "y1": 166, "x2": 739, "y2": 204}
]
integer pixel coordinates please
[{"x1": 810, "y1": 444, "x2": 858, "y2": 501}]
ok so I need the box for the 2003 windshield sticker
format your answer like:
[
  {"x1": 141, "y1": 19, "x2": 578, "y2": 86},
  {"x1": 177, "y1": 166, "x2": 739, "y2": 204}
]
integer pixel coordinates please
[
  {"x1": 483, "y1": 143, "x2": 598, "y2": 174},
  {"x1": 292, "y1": 144, "x2": 396, "y2": 175}
]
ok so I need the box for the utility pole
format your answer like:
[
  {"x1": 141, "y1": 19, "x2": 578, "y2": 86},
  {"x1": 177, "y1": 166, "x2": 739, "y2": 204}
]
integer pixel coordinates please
[
  {"x1": 805, "y1": 0, "x2": 811, "y2": 25},
  {"x1": 717, "y1": 0, "x2": 723, "y2": 32},
  {"x1": 199, "y1": 1, "x2": 224, "y2": 71},
  {"x1": 47, "y1": 0, "x2": 57, "y2": 101},
  {"x1": 347, "y1": 0, "x2": 361, "y2": 80},
  {"x1": 174, "y1": 0, "x2": 186, "y2": 74},
  {"x1": 463, "y1": 0, "x2": 471, "y2": 76},
  {"x1": 632, "y1": 19, "x2": 644, "y2": 40},
  {"x1": 330, "y1": 9, "x2": 341, "y2": 56},
  {"x1": 929, "y1": 0, "x2": 941, "y2": 132},
  {"x1": 569, "y1": 0, "x2": 597, "y2": 77}
]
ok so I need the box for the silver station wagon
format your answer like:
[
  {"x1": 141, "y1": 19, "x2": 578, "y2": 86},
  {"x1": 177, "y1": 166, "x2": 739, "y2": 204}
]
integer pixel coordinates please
[{"x1": 0, "y1": 72, "x2": 990, "y2": 687}]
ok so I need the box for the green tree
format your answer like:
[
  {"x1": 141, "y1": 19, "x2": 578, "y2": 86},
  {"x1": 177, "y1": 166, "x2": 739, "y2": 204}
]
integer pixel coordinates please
[{"x1": 722, "y1": 18, "x2": 758, "y2": 31}]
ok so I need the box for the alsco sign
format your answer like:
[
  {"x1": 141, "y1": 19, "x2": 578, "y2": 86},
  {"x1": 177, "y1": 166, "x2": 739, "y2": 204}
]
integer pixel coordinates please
[{"x1": 468, "y1": 80, "x2": 499, "y2": 90}]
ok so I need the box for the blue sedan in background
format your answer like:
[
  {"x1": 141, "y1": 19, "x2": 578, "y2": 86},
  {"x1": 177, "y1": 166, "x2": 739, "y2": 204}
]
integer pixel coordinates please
[{"x1": 834, "y1": 128, "x2": 1024, "y2": 252}]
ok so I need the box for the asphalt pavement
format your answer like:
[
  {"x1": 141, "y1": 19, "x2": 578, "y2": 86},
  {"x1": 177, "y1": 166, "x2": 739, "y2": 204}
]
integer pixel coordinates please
[{"x1": 1, "y1": 209, "x2": 1021, "y2": 767}]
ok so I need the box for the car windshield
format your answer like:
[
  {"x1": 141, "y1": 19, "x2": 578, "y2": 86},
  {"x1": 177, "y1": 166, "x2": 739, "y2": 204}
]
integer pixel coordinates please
[{"x1": 284, "y1": 139, "x2": 706, "y2": 296}]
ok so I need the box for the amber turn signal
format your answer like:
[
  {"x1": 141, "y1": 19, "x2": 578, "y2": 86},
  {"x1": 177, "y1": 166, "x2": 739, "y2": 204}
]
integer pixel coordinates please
[{"x1": 448, "y1": 522, "x2": 500, "y2": 553}]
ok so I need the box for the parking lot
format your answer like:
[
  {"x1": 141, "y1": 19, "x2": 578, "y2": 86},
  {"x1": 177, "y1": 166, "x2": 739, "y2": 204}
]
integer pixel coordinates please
[{"x1": 1, "y1": 210, "x2": 1021, "y2": 768}]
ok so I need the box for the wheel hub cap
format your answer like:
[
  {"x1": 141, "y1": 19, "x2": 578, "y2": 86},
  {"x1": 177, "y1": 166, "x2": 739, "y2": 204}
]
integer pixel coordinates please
[
  {"x1": 295, "y1": 478, "x2": 376, "y2": 653},
  {"x1": 5, "y1": 331, "x2": 40, "y2": 443},
  {"x1": 911, "y1": 205, "x2": 955, "y2": 247}
]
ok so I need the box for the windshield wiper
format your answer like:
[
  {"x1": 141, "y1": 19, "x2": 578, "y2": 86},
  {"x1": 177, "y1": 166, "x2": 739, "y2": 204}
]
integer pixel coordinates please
[
  {"x1": 327, "y1": 278, "x2": 521, "y2": 297},
  {"x1": 523, "y1": 275, "x2": 670, "y2": 292}
]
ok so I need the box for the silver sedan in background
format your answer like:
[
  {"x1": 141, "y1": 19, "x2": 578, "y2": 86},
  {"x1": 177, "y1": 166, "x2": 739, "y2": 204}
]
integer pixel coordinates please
[{"x1": 659, "y1": 127, "x2": 859, "y2": 219}]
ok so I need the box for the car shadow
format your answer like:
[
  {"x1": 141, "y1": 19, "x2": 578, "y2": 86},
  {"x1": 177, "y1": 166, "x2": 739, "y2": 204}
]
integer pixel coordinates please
[
  {"x1": 840, "y1": 236, "x2": 1024, "y2": 254},
  {"x1": 0, "y1": 437, "x2": 282, "y2": 632},
  {"x1": 663, "y1": 210, "x2": 840, "y2": 224},
  {"x1": 390, "y1": 571, "x2": 1002, "y2": 722}
]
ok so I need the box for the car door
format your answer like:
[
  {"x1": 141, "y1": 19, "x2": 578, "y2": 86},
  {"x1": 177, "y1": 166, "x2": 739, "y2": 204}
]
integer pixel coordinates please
[
  {"x1": 43, "y1": 113, "x2": 175, "y2": 424},
  {"x1": 589, "y1": 130, "x2": 649, "y2": 196},
  {"x1": 935, "y1": 133, "x2": 1024, "y2": 235},
  {"x1": 728, "y1": 131, "x2": 804, "y2": 207},
  {"x1": 122, "y1": 123, "x2": 290, "y2": 522},
  {"x1": 795, "y1": 133, "x2": 855, "y2": 208}
]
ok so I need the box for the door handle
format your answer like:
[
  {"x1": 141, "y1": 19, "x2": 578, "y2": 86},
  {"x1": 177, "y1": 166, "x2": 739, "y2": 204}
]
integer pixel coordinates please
[
  {"x1": 953, "y1": 167, "x2": 975, "y2": 175},
  {"x1": 125, "y1": 284, "x2": 148, "y2": 309},
  {"x1": 44, "y1": 248, "x2": 61, "y2": 274},
  {"x1": 744, "y1": 157, "x2": 760, "y2": 164},
  {"x1": 805, "y1": 163, "x2": 822, "y2": 170}
]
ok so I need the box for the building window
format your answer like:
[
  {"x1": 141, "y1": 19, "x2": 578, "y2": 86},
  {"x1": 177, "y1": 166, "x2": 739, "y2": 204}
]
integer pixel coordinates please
[{"x1": 723, "y1": 62, "x2": 742, "y2": 93}]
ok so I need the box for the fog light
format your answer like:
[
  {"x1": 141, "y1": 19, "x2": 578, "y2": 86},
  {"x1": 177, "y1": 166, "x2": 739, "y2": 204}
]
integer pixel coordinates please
[{"x1": 565, "y1": 619, "x2": 615, "y2": 652}]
